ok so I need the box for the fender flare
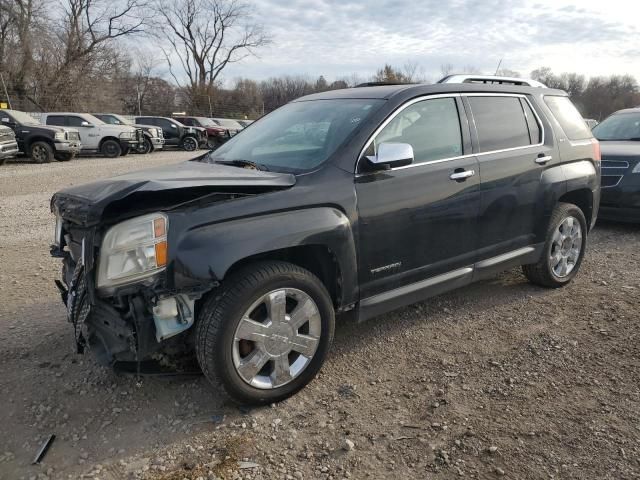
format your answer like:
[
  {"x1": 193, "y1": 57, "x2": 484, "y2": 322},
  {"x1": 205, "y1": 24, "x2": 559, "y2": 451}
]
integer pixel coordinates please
[{"x1": 169, "y1": 207, "x2": 358, "y2": 306}]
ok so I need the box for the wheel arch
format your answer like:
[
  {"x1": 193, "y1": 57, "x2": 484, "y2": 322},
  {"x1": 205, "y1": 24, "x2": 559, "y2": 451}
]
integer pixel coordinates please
[
  {"x1": 558, "y1": 188, "x2": 594, "y2": 231},
  {"x1": 26, "y1": 136, "x2": 55, "y2": 152},
  {"x1": 99, "y1": 136, "x2": 121, "y2": 148}
]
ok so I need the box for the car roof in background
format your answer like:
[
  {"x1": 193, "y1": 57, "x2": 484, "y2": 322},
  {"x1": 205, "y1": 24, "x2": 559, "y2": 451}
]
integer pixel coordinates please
[
  {"x1": 295, "y1": 83, "x2": 567, "y2": 102},
  {"x1": 608, "y1": 107, "x2": 640, "y2": 115}
]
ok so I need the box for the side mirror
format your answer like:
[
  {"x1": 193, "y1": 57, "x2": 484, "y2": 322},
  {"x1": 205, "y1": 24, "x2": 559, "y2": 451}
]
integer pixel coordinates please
[
  {"x1": 170, "y1": 124, "x2": 177, "y2": 129},
  {"x1": 81, "y1": 121, "x2": 94, "y2": 127},
  {"x1": 365, "y1": 143, "x2": 414, "y2": 171}
]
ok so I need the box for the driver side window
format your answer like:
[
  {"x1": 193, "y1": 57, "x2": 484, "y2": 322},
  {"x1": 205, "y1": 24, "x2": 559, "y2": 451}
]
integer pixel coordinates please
[{"x1": 372, "y1": 97, "x2": 463, "y2": 165}]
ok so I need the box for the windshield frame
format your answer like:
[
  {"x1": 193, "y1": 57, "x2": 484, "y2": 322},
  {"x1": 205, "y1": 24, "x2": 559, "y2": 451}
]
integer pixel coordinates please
[
  {"x1": 205, "y1": 98, "x2": 385, "y2": 174},
  {"x1": 593, "y1": 111, "x2": 640, "y2": 141}
]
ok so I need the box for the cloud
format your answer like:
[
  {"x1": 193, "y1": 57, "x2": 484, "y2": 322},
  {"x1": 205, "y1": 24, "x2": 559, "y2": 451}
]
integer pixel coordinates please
[{"x1": 203, "y1": 0, "x2": 640, "y2": 82}]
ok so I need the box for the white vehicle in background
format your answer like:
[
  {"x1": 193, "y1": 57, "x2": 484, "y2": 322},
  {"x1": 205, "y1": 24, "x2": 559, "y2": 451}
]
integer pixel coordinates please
[{"x1": 40, "y1": 113, "x2": 144, "y2": 158}]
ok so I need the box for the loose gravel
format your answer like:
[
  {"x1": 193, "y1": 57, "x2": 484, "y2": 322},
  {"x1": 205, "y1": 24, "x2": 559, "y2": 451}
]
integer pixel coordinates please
[{"x1": 1, "y1": 152, "x2": 639, "y2": 480}]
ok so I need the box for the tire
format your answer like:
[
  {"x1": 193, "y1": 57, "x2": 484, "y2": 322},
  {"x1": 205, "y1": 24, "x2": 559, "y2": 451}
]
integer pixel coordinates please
[
  {"x1": 181, "y1": 136, "x2": 198, "y2": 152},
  {"x1": 101, "y1": 139, "x2": 122, "y2": 158},
  {"x1": 522, "y1": 202, "x2": 588, "y2": 288},
  {"x1": 196, "y1": 261, "x2": 335, "y2": 405},
  {"x1": 30, "y1": 141, "x2": 54, "y2": 163},
  {"x1": 120, "y1": 147, "x2": 130, "y2": 157},
  {"x1": 136, "y1": 138, "x2": 153, "y2": 154},
  {"x1": 54, "y1": 152, "x2": 74, "y2": 162}
]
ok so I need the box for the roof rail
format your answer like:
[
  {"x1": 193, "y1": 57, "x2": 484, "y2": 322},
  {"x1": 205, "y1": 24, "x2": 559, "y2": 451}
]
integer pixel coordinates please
[
  {"x1": 354, "y1": 82, "x2": 415, "y2": 88},
  {"x1": 437, "y1": 74, "x2": 547, "y2": 88}
]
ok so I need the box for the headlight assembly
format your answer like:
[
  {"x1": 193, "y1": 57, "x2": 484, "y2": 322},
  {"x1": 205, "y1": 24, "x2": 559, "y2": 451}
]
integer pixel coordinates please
[
  {"x1": 54, "y1": 132, "x2": 65, "y2": 141},
  {"x1": 632, "y1": 162, "x2": 640, "y2": 174},
  {"x1": 97, "y1": 213, "x2": 168, "y2": 288},
  {"x1": 119, "y1": 131, "x2": 133, "y2": 140}
]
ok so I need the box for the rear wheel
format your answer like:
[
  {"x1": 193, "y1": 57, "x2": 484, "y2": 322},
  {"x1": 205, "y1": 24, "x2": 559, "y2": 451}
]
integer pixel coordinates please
[
  {"x1": 181, "y1": 136, "x2": 198, "y2": 151},
  {"x1": 101, "y1": 139, "x2": 122, "y2": 158},
  {"x1": 30, "y1": 141, "x2": 54, "y2": 163},
  {"x1": 119, "y1": 147, "x2": 130, "y2": 157},
  {"x1": 196, "y1": 261, "x2": 335, "y2": 405},
  {"x1": 523, "y1": 202, "x2": 587, "y2": 288}
]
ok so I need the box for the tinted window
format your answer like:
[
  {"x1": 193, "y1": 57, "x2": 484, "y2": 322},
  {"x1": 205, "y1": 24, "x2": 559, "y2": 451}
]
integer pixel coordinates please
[
  {"x1": 592, "y1": 112, "x2": 640, "y2": 141},
  {"x1": 544, "y1": 96, "x2": 592, "y2": 140},
  {"x1": 373, "y1": 97, "x2": 462, "y2": 164},
  {"x1": 137, "y1": 118, "x2": 156, "y2": 126},
  {"x1": 469, "y1": 96, "x2": 531, "y2": 152},
  {"x1": 520, "y1": 98, "x2": 542, "y2": 144},
  {"x1": 67, "y1": 116, "x2": 87, "y2": 127},
  {"x1": 46, "y1": 115, "x2": 65, "y2": 126}
]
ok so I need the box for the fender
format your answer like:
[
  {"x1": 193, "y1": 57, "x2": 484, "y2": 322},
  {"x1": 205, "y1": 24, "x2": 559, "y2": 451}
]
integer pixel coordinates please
[{"x1": 169, "y1": 207, "x2": 358, "y2": 307}]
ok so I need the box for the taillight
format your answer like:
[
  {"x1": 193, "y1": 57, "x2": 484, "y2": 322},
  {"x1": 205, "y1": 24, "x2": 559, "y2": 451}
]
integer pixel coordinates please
[{"x1": 591, "y1": 138, "x2": 601, "y2": 163}]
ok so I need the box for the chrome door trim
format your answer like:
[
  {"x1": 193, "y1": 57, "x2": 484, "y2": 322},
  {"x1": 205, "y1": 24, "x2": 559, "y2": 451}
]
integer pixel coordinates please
[
  {"x1": 355, "y1": 93, "x2": 546, "y2": 177},
  {"x1": 475, "y1": 246, "x2": 535, "y2": 269}
]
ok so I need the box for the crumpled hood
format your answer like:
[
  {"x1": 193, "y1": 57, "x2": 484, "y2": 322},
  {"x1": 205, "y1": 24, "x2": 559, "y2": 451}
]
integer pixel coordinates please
[{"x1": 51, "y1": 160, "x2": 296, "y2": 226}]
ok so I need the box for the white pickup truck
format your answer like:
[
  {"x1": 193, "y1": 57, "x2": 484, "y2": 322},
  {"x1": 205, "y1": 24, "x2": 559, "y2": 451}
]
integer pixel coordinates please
[{"x1": 40, "y1": 112, "x2": 144, "y2": 158}]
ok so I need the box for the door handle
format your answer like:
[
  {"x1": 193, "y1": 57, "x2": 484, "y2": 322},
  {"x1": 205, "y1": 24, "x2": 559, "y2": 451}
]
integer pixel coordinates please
[
  {"x1": 535, "y1": 155, "x2": 552, "y2": 165},
  {"x1": 450, "y1": 169, "x2": 475, "y2": 181}
]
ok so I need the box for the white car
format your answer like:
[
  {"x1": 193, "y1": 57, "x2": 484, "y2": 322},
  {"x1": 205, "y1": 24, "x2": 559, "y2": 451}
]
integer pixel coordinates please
[{"x1": 40, "y1": 112, "x2": 143, "y2": 158}]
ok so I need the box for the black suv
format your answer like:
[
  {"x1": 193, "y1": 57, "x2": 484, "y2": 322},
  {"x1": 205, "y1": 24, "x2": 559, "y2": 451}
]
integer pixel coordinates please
[
  {"x1": 1, "y1": 109, "x2": 81, "y2": 163},
  {"x1": 135, "y1": 116, "x2": 207, "y2": 151},
  {"x1": 51, "y1": 77, "x2": 600, "y2": 405},
  {"x1": 592, "y1": 108, "x2": 640, "y2": 222}
]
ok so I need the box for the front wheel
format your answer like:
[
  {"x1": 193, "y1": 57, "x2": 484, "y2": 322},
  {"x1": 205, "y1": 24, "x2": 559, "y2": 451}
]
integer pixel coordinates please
[
  {"x1": 54, "y1": 152, "x2": 74, "y2": 162},
  {"x1": 30, "y1": 141, "x2": 54, "y2": 163},
  {"x1": 101, "y1": 139, "x2": 122, "y2": 158},
  {"x1": 523, "y1": 202, "x2": 588, "y2": 288},
  {"x1": 181, "y1": 136, "x2": 198, "y2": 151},
  {"x1": 120, "y1": 147, "x2": 130, "y2": 157},
  {"x1": 135, "y1": 138, "x2": 153, "y2": 154},
  {"x1": 196, "y1": 261, "x2": 335, "y2": 405}
]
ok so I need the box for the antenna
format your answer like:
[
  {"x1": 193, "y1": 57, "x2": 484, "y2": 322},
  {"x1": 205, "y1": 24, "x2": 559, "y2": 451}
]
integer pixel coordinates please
[{"x1": 494, "y1": 59, "x2": 503, "y2": 76}]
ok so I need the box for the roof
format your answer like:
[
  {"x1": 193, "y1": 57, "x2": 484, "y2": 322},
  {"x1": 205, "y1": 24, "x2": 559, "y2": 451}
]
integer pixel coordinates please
[
  {"x1": 609, "y1": 108, "x2": 640, "y2": 115},
  {"x1": 294, "y1": 82, "x2": 566, "y2": 103}
]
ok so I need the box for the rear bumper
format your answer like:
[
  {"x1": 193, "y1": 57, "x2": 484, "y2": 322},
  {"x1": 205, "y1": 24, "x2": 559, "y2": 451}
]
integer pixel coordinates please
[
  {"x1": 0, "y1": 141, "x2": 19, "y2": 159},
  {"x1": 598, "y1": 205, "x2": 640, "y2": 223}
]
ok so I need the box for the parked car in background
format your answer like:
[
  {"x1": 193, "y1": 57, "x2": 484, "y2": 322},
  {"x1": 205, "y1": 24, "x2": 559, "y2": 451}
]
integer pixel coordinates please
[
  {"x1": 50, "y1": 76, "x2": 600, "y2": 405},
  {"x1": 592, "y1": 108, "x2": 640, "y2": 222},
  {"x1": 1, "y1": 109, "x2": 80, "y2": 163},
  {"x1": 0, "y1": 123, "x2": 19, "y2": 164},
  {"x1": 135, "y1": 116, "x2": 207, "y2": 151},
  {"x1": 92, "y1": 113, "x2": 164, "y2": 154},
  {"x1": 41, "y1": 113, "x2": 142, "y2": 158},
  {"x1": 172, "y1": 115, "x2": 228, "y2": 149},
  {"x1": 584, "y1": 118, "x2": 599, "y2": 129},
  {"x1": 238, "y1": 120, "x2": 254, "y2": 128},
  {"x1": 211, "y1": 118, "x2": 244, "y2": 137}
]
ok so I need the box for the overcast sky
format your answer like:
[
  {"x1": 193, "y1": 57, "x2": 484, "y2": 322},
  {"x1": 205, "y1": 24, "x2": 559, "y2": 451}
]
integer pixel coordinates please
[{"x1": 206, "y1": 0, "x2": 640, "y2": 83}]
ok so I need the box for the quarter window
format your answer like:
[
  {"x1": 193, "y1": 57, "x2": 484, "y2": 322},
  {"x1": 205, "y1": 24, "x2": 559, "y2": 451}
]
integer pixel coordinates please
[
  {"x1": 544, "y1": 96, "x2": 592, "y2": 140},
  {"x1": 372, "y1": 97, "x2": 463, "y2": 165},
  {"x1": 468, "y1": 96, "x2": 533, "y2": 152}
]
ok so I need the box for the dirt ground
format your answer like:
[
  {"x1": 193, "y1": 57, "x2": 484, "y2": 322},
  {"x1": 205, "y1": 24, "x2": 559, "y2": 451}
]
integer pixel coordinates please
[{"x1": 1, "y1": 151, "x2": 639, "y2": 480}]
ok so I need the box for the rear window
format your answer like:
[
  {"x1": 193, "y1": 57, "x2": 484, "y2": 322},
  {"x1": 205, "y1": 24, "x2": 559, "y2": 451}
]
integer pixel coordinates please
[
  {"x1": 468, "y1": 96, "x2": 533, "y2": 152},
  {"x1": 544, "y1": 96, "x2": 592, "y2": 140}
]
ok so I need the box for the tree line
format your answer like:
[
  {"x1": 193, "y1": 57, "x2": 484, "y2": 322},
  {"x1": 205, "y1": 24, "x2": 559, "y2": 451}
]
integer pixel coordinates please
[{"x1": 0, "y1": 0, "x2": 637, "y2": 120}]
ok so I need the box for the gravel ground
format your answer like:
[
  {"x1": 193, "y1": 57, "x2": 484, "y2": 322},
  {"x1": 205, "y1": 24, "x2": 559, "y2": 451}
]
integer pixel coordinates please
[{"x1": 1, "y1": 152, "x2": 639, "y2": 480}]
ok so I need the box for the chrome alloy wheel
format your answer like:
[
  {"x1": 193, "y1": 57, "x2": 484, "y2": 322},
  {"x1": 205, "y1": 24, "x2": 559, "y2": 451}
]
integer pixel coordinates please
[
  {"x1": 549, "y1": 216, "x2": 582, "y2": 278},
  {"x1": 232, "y1": 288, "x2": 321, "y2": 389}
]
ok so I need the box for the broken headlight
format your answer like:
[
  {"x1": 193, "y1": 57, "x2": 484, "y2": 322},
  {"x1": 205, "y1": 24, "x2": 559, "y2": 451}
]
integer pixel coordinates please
[{"x1": 97, "y1": 213, "x2": 168, "y2": 288}]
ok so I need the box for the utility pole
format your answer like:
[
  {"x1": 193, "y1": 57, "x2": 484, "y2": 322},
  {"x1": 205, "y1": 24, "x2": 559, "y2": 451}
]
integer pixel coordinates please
[
  {"x1": 1, "y1": 73, "x2": 12, "y2": 109},
  {"x1": 136, "y1": 84, "x2": 142, "y2": 116},
  {"x1": 208, "y1": 95, "x2": 213, "y2": 118},
  {"x1": 494, "y1": 59, "x2": 503, "y2": 76}
]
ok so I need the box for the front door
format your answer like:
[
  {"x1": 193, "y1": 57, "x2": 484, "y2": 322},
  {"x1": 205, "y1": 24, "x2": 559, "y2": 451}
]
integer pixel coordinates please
[
  {"x1": 67, "y1": 115, "x2": 100, "y2": 150},
  {"x1": 157, "y1": 118, "x2": 180, "y2": 146},
  {"x1": 355, "y1": 96, "x2": 480, "y2": 299}
]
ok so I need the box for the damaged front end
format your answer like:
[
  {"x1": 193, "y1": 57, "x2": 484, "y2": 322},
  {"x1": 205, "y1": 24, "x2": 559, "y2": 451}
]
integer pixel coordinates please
[{"x1": 50, "y1": 158, "x2": 296, "y2": 368}]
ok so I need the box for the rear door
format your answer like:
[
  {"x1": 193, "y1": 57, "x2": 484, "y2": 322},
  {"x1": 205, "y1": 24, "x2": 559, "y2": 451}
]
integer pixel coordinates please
[
  {"x1": 463, "y1": 94, "x2": 555, "y2": 262},
  {"x1": 356, "y1": 95, "x2": 480, "y2": 299}
]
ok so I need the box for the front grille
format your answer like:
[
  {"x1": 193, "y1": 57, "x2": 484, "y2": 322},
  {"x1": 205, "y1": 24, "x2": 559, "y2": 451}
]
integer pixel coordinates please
[
  {"x1": 0, "y1": 132, "x2": 14, "y2": 143},
  {"x1": 601, "y1": 158, "x2": 633, "y2": 189},
  {"x1": 136, "y1": 128, "x2": 144, "y2": 141}
]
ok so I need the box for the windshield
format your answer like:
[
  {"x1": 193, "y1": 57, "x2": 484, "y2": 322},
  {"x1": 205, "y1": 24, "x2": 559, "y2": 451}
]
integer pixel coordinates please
[
  {"x1": 593, "y1": 112, "x2": 640, "y2": 141},
  {"x1": 213, "y1": 118, "x2": 244, "y2": 129},
  {"x1": 207, "y1": 99, "x2": 384, "y2": 173},
  {"x1": 5, "y1": 110, "x2": 39, "y2": 125}
]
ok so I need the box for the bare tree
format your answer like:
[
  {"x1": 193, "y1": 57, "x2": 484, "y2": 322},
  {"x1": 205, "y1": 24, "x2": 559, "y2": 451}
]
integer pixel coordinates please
[{"x1": 153, "y1": 0, "x2": 269, "y2": 90}]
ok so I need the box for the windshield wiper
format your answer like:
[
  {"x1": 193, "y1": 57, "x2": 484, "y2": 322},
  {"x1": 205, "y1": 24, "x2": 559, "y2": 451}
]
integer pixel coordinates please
[{"x1": 215, "y1": 158, "x2": 270, "y2": 171}]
